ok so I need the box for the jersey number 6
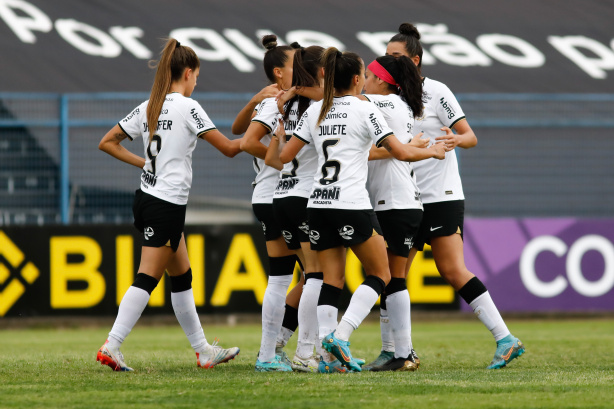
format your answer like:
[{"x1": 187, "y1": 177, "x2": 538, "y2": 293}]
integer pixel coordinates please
[{"x1": 319, "y1": 139, "x2": 341, "y2": 186}]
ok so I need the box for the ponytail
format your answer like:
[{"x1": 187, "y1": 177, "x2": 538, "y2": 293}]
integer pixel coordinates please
[
  {"x1": 373, "y1": 55, "x2": 424, "y2": 118},
  {"x1": 318, "y1": 47, "x2": 363, "y2": 126},
  {"x1": 261, "y1": 34, "x2": 298, "y2": 84},
  {"x1": 147, "y1": 38, "x2": 199, "y2": 141},
  {"x1": 283, "y1": 45, "x2": 324, "y2": 122}
]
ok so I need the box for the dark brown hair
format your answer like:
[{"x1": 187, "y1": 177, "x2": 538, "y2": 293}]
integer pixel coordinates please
[
  {"x1": 147, "y1": 38, "x2": 199, "y2": 140},
  {"x1": 375, "y1": 55, "x2": 424, "y2": 118},
  {"x1": 261, "y1": 35, "x2": 299, "y2": 84},
  {"x1": 318, "y1": 47, "x2": 362, "y2": 125},
  {"x1": 389, "y1": 23, "x2": 423, "y2": 73},
  {"x1": 283, "y1": 45, "x2": 324, "y2": 122}
]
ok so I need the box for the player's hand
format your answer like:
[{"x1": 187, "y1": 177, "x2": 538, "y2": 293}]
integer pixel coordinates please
[
  {"x1": 435, "y1": 127, "x2": 460, "y2": 151},
  {"x1": 276, "y1": 87, "x2": 296, "y2": 114},
  {"x1": 274, "y1": 118, "x2": 287, "y2": 143},
  {"x1": 409, "y1": 132, "x2": 428, "y2": 148},
  {"x1": 430, "y1": 142, "x2": 446, "y2": 159},
  {"x1": 254, "y1": 84, "x2": 280, "y2": 104}
]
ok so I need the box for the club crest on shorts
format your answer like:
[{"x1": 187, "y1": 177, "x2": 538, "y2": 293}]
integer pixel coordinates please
[
  {"x1": 299, "y1": 222, "x2": 310, "y2": 235},
  {"x1": 261, "y1": 221, "x2": 266, "y2": 233},
  {"x1": 309, "y1": 230, "x2": 320, "y2": 244},
  {"x1": 282, "y1": 230, "x2": 293, "y2": 243},
  {"x1": 144, "y1": 227, "x2": 154, "y2": 240},
  {"x1": 338, "y1": 225, "x2": 354, "y2": 240}
]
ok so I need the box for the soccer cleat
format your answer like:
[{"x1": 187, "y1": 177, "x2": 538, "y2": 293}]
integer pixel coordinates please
[
  {"x1": 322, "y1": 332, "x2": 362, "y2": 372},
  {"x1": 291, "y1": 354, "x2": 320, "y2": 373},
  {"x1": 275, "y1": 345, "x2": 292, "y2": 367},
  {"x1": 196, "y1": 339, "x2": 240, "y2": 369},
  {"x1": 96, "y1": 339, "x2": 133, "y2": 372},
  {"x1": 363, "y1": 350, "x2": 394, "y2": 371},
  {"x1": 410, "y1": 348, "x2": 421, "y2": 368},
  {"x1": 318, "y1": 358, "x2": 350, "y2": 373},
  {"x1": 255, "y1": 355, "x2": 293, "y2": 372},
  {"x1": 487, "y1": 334, "x2": 525, "y2": 369},
  {"x1": 369, "y1": 355, "x2": 418, "y2": 372}
]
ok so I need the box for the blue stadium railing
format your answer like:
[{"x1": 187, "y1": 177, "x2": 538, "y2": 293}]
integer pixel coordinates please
[{"x1": 1, "y1": 92, "x2": 613, "y2": 225}]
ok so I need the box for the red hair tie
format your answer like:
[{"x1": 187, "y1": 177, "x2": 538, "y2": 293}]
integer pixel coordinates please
[{"x1": 367, "y1": 60, "x2": 397, "y2": 87}]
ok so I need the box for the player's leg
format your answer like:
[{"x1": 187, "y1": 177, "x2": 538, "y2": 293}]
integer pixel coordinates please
[
  {"x1": 431, "y1": 233, "x2": 524, "y2": 369},
  {"x1": 166, "y1": 234, "x2": 239, "y2": 368}
]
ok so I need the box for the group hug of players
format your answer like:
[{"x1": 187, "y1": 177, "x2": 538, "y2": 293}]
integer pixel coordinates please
[{"x1": 95, "y1": 23, "x2": 525, "y2": 373}]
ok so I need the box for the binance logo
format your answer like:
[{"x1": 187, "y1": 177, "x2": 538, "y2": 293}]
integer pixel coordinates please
[{"x1": 0, "y1": 231, "x2": 39, "y2": 316}]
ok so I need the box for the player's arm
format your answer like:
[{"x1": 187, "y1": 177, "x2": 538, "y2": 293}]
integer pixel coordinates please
[
  {"x1": 199, "y1": 129, "x2": 242, "y2": 158},
  {"x1": 435, "y1": 119, "x2": 477, "y2": 151},
  {"x1": 232, "y1": 84, "x2": 279, "y2": 135},
  {"x1": 368, "y1": 144, "x2": 392, "y2": 160},
  {"x1": 279, "y1": 133, "x2": 306, "y2": 164},
  {"x1": 240, "y1": 122, "x2": 270, "y2": 159},
  {"x1": 380, "y1": 134, "x2": 445, "y2": 162},
  {"x1": 264, "y1": 119, "x2": 286, "y2": 171},
  {"x1": 98, "y1": 124, "x2": 145, "y2": 169}
]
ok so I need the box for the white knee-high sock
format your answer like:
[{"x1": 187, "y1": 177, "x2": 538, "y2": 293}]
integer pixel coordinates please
[
  {"x1": 259, "y1": 274, "x2": 293, "y2": 362},
  {"x1": 380, "y1": 305, "x2": 395, "y2": 353},
  {"x1": 108, "y1": 286, "x2": 150, "y2": 347},
  {"x1": 336, "y1": 283, "x2": 380, "y2": 341},
  {"x1": 171, "y1": 289, "x2": 207, "y2": 351},
  {"x1": 295, "y1": 276, "x2": 323, "y2": 358},
  {"x1": 386, "y1": 290, "x2": 412, "y2": 358},
  {"x1": 470, "y1": 292, "x2": 510, "y2": 342}
]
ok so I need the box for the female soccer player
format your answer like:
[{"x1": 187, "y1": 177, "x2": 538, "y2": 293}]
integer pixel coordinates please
[
  {"x1": 358, "y1": 55, "x2": 428, "y2": 372},
  {"x1": 386, "y1": 23, "x2": 525, "y2": 369},
  {"x1": 96, "y1": 38, "x2": 241, "y2": 371},
  {"x1": 239, "y1": 35, "x2": 300, "y2": 372},
  {"x1": 278, "y1": 48, "x2": 444, "y2": 372},
  {"x1": 264, "y1": 45, "x2": 326, "y2": 372}
]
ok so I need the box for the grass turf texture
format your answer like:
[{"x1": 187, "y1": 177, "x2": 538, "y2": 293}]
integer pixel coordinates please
[{"x1": 0, "y1": 318, "x2": 613, "y2": 409}]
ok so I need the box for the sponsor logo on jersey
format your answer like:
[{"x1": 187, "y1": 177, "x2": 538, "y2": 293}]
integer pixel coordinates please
[
  {"x1": 282, "y1": 230, "x2": 293, "y2": 243},
  {"x1": 299, "y1": 222, "x2": 310, "y2": 235},
  {"x1": 415, "y1": 192, "x2": 421, "y2": 201},
  {"x1": 310, "y1": 186, "x2": 341, "y2": 201},
  {"x1": 276, "y1": 177, "x2": 298, "y2": 191},
  {"x1": 325, "y1": 107, "x2": 348, "y2": 120},
  {"x1": 439, "y1": 97, "x2": 456, "y2": 119},
  {"x1": 144, "y1": 227, "x2": 154, "y2": 240},
  {"x1": 368, "y1": 113, "x2": 383, "y2": 136},
  {"x1": 190, "y1": 108, "x2": 205, "y2": 129},
  {"x1": 445, "y1": 190, "x2": 453, "y2": 195},
  {"x1": 374, "y1": 100, "x2": 395, "y2": 110},
  {"x1": 122, "y1": 107, "x2": 140, "y2": 123},
  {"x1": 141, "y1": 170, "x2": 157, "y2": 187},
  {"x1": 338, "y1": 225, "x2": 355, "y2": 240},
  {"x1": 309, "y1": 230, "x2": 320, "y2": 244}
]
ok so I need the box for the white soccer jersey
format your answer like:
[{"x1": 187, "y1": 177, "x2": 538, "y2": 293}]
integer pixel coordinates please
[
  {"x1": 250, "y1": 97, "x2": 280, "y2": 204},
  {"x1": 273, "y1": 99, "x2": 319, "y2": 199},
  {"x1": 118, "y1": 92, "x2": 216, "y2": 205},
  {"x1": 293, "y1": 96, "x2": 393, "y2": 210},
  {"x1": 412, "y1": 78, "x2": 466, "y2": 203},
  {"x1": 365, "y1": 94, "x2": 422, "y2": 211}
]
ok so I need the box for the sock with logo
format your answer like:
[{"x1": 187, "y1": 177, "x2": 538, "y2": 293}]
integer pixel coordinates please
[
  {"x1": 336, "y1": 275, "x2": 386, "y2": 342},
  {"x1": 459, "y1": 277, "x2": 510, "y2": 342},
  {"x1": 385, "y1": 278, "x2": 412, "y2": 359},
  {"x1": 108, "y1": 273, "x2": 158, "y2": 348},
  {"x1": 379, "y1": 292, "x2": 395, "y2": 353},
  {"x1": 170, "y1": 269, "x2": 208, "y2": 351},
  {"x1": 295, "y1": 272, "x2": 323, "y2": 358},
  {"x1": 258, "y1": 255, "x2": 296, "y2": 362}
]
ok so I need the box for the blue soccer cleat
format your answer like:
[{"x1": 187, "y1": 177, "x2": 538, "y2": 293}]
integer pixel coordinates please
[
  {"x1": 255, "y1": 355, "x2": 293, "y2": 372},
  {"x1": 318, "y1": 358, "x2": 350, "y2": 373},
  {"x1": 487, "y1": 334, "x2": 525, "y2": 369},
  {"x1": 322, "y1": 332, "x2": 362, "y2": 372}
]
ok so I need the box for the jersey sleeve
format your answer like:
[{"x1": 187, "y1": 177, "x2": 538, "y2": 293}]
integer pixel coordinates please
[
  {"x1": 251, "y1": 98, "x2": 279, "y2": 132},
  {"x1": 435, "y1": 84, "x2": 466, "y2": 129},
  {"x1": 187, "y1": 101, "x2": 217, "y2": 137},
  {"x1": 292, "y1": 110, "x2": 312, "y2": 144},
  {"x1": 364, "y1": 105, "x2": 394, "y2": 147},
  {"x1": 118, "y1": 102, "x2": 146, "y2": 141}
]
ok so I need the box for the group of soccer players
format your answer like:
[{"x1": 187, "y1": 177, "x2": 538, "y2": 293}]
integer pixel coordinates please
[{"x1": 95, "y1": 23, "x2": 525, "y2": 374}]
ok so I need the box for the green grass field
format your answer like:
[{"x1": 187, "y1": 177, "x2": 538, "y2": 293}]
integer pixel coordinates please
[{"x1": 1, "y1": 317, "x2": 613, "y2": 409}]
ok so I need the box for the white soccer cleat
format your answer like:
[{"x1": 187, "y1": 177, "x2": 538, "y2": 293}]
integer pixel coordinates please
[
  {"x1": 196, "y1": 339, "x2": 240, "y2": 369},
  {"x1": 291, "y1": 354, "x2": 320, "y2": 373},
  {"x1": 96, "y1": 339, "x2": 134, "y2": 372}
]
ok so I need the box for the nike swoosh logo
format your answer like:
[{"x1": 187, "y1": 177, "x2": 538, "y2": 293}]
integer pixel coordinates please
[
  {"x1": 502, "y1": 347, "x2": 514, "y2": 361},
  {"x1": 430, "y1": 226, "x2": 443, "y2": 231}
]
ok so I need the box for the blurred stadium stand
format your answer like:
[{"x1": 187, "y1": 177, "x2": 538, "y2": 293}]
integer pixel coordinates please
[{"x1": 1, "y1": 92, "x2": 613, "y2": 226}]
